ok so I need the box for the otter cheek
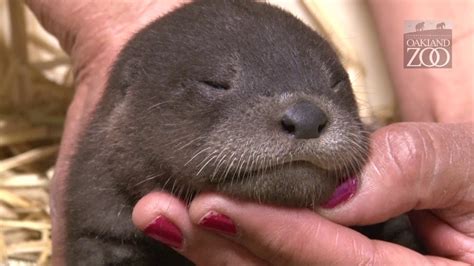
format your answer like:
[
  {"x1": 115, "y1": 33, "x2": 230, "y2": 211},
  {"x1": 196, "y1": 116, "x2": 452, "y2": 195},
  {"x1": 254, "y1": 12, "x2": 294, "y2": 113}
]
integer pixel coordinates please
[{"x1": 321, "y1": 177, "x2": 357, "y2": 208}]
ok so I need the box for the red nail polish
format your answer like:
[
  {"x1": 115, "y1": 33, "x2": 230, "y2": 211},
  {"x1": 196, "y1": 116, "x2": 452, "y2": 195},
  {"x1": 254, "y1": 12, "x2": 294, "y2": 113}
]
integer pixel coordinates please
[
  {"x1": 144, "y1": 216, "x2": 183, "y2": 249},
  {"x1": 322, "y1": 177, "x2": 357, "y2": 208},
  {"x1": 198, "y1": 211, "x2": 237, "y2": 235}
]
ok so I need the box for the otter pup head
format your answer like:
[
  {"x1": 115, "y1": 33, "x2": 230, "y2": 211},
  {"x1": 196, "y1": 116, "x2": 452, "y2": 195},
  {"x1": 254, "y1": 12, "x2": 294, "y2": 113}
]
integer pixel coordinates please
[{"x1": 106, "y1": 0, "x2": 370, "y2": 209}]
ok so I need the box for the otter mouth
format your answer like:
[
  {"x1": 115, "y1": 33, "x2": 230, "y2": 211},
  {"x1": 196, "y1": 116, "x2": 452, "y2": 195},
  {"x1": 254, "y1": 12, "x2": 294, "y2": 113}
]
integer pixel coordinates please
[
  {"x1": 240, "y1": 160, "x2": 329, "y2": 178},
  {"x1": 199, "y1": 159, "x2": 359, "y2": 208},
  {"x1": 214, "y1": 160, "x2": 354, "y2": 186}
]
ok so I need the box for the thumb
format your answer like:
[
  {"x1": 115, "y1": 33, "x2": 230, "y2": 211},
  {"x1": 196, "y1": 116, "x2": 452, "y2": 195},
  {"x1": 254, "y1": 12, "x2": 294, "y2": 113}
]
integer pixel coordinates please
[{"x1": 320, "y1": 122, "x2": 473, "y2": 225}]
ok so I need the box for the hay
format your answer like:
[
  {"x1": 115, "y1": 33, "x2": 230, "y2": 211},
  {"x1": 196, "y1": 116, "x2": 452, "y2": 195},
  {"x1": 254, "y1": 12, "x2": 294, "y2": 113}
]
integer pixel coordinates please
[{"x1": 0, "y1": 0, "x2": 73, "y2": 265}]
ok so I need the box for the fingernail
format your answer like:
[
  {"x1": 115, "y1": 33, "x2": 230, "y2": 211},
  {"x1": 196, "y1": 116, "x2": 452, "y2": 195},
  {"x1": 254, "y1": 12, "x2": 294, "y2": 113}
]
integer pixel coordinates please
[
  {"x1": 144, "y1": 216, "x2": 183, "y2": 249},
  {"x1": 322, "y1": 177, "x2": 358, "y2": 208},
  {"x1": 198, "y1": 211, "x2": 237, "y2": 235}
]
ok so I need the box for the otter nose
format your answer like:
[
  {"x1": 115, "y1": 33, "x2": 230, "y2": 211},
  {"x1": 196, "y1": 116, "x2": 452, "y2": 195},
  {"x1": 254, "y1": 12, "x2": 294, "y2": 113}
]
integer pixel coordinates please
[{"x1": 281, "y1": 101, "x2": 328, "y2": 139}]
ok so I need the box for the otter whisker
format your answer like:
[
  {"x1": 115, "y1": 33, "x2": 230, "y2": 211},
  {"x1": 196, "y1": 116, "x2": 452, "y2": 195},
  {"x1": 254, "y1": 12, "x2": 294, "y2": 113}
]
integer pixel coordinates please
[
  {"x1": 196, "y1": 149, "x2": 220, "y2": 168},
  {"x1": 132, "y1": 172, "x2": 165, "y2": 188},
  {"x1": 147, "y1": 100, "x2": 177, "y2": 111},
  {"x1": 231, "y1": 151, "x2": 247, "y2": 187},
  {"x1": 184, "y1": 147, "x2": 213, "y2": 167},
  {"x1": 223, "y1": 152, "x2": 237, "y2": 184},
  {"x1": 196, "y1": 151, "x2": 222, "y2": 177},
  {"x1": 174, "y1": 136, "x2": 205, "y2": 151},
  {"x1": 210, "y1": 149, "x2": 231, "y2": 180},
  {"x1": 162, "y1": 132, "x2": 199, "y2": 149}
]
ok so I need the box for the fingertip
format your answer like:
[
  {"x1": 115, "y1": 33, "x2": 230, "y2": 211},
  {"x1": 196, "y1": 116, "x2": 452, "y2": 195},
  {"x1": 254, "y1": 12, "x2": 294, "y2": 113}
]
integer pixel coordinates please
[
  {"x1": 132, "y1": 191, "x2": 188, "y2": 231},
  {"x1": 188, "y1": 192, "x2": 235, "y2": 225},
  {"x1": 318, "y1": 123, "x2": 424, "y2": 225},
  {"x1": 188, "y1": 193, "x2": 379, "y2": 265},
  {"x1": 134, "y1": 192, "x2": 264, "y2": 264},
  {"x1": 317, "y1": 173, "x2": 387, "y2": 225},
  {"x1": 320, "y1": 123, "x2": 472, "y2": 228}
]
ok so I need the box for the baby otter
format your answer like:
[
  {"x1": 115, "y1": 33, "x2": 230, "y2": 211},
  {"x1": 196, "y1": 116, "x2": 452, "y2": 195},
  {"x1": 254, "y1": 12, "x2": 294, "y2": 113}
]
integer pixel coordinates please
[{"x1": 66, "y1": 1, "x2": 371, "y2": 264}]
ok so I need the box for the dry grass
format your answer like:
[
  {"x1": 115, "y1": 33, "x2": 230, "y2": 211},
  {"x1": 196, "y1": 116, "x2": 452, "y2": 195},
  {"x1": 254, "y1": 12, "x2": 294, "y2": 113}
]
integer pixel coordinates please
[{"x1": 0, "y1": 0, "x2": 73, "y2": 265}]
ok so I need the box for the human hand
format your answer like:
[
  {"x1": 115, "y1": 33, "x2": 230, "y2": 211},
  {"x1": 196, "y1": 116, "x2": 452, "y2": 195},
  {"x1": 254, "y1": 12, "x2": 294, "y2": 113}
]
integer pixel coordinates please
[
  {"x1": 25, "y1": 0, "x2": 188, "y2": 264},
  {"x1": 132, "y1": 122, "x2": 473, "y2": 265},
  {"x1": 368, "y1": 0, "x2": 473, "y2": 123}
]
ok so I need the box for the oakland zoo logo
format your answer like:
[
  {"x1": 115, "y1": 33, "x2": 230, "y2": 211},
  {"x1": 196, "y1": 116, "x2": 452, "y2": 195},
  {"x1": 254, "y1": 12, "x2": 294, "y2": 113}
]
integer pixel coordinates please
[{"x1": 404, "y1": 20, "x2": 452, "y2": 68}]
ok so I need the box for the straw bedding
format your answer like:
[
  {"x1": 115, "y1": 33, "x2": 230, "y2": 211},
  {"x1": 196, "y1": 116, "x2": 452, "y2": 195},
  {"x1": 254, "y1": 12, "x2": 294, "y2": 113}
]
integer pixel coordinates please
[{"x1": 1, "y1": 0, "x2": 72, "y2": 265}]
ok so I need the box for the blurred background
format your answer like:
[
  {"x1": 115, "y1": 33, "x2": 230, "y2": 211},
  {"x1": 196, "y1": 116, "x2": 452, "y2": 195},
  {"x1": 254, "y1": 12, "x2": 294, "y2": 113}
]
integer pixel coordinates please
[
  {"x1": 1, "y1": 0, "x2": 73, "y2": 265},
  {"x1": 0, "y1": 0, "x2": 395, "y2": 265}
]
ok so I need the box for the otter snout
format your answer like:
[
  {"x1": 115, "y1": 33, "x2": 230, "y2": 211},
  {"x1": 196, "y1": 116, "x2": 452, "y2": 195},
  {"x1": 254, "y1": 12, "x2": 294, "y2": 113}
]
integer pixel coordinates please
[{"x1": 280, "y1": 100, "x2": 328, "y2": 139}]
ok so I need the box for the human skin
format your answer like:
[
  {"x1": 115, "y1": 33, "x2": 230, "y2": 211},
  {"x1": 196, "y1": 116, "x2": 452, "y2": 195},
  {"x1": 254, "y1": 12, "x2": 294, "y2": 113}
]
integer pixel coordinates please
[
  {"x1": 25, "y1": 0, "x2": 473, "y2": 265},
  {"x1": 25, "y1": 1, "x2": 190, "y2": 264},
  {"x1": 367, "y1": 0, "x2": 474, "y2": 123}
]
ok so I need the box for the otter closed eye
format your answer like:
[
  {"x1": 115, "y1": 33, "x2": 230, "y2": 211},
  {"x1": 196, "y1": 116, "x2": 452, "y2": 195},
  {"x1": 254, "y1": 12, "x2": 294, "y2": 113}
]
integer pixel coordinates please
[{"x1": 200, "y1": 80, "x2": 231, "y2": 91}]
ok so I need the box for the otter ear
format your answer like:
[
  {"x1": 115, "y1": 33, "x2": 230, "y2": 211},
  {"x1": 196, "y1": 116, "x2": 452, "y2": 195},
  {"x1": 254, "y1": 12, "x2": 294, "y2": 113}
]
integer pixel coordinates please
[{"x1": 117, "y1": 57, "x2": 144, "y2": 95}]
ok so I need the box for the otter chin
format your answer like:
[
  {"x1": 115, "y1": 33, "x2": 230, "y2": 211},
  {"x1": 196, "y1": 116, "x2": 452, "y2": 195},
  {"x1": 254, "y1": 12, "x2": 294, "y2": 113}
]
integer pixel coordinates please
[
  {"x1": 211, "y1": 160, "x2": 342, "y2": 208},
  {"x1": 65, "y1": 0, "x2": 371, "y2": 265}
]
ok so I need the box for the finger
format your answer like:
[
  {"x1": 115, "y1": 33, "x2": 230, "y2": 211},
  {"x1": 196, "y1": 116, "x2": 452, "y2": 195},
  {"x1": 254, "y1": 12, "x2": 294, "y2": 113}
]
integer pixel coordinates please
[
  {"x1": 132, "y1": 191, "x2": 267, "y2": 265},
  {"x1": 409, "y1": 210, "x2": 474, "y2": 263},
  {"x1": 189, "y1": 193, "x2": 460, "y2": 265},
  {"x1": 320, "y1": 122, "x2": 473, "y2": 226},
  {"x1": 25, "y1": 0, "x2": 189, "y2": 53}
]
